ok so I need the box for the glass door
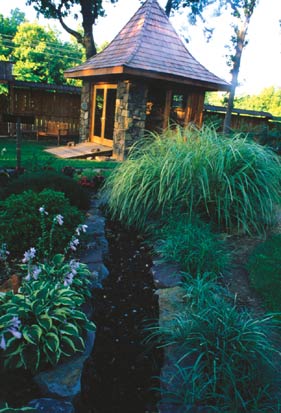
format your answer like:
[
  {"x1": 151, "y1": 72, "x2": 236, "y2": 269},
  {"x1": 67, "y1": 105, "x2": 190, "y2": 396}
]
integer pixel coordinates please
[{"x1": 91, "y1": 84, "x2": 117, "y2": 146}]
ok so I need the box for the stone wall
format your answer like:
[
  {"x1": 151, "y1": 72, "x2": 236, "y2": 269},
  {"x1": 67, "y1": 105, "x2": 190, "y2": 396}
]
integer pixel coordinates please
[
  {"x1": 113, "y1": 80, "x2": 148, "y2": 160},
  {"x1": 79, "y1": 81, "x2": 91, "y2": 142}
]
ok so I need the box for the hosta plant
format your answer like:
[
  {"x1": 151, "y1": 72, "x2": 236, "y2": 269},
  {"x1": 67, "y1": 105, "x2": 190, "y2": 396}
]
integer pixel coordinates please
[
  {"x1": 20, "y1": 252, "x2": 94, "y2": 300},
  {"x1": 0, "y1": 280, "x2": 95, "y2": 372}
]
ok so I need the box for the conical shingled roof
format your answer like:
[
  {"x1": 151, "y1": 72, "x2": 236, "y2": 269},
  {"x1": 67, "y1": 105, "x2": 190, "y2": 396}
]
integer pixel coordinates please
[{"x1": 65, "y1": 0, "x2": 229, "y2": 91}]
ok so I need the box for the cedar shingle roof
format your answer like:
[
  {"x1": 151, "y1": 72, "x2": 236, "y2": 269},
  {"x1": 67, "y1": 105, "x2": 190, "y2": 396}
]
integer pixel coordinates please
[{"x1": 65, "y1": 0, "x2": 229, "y2": 91}]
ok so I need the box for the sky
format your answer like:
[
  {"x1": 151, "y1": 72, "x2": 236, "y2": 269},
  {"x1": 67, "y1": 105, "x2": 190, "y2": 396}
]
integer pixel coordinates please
[{"x1": 1, "y1": 0, "x2": 281, "y2": 95}]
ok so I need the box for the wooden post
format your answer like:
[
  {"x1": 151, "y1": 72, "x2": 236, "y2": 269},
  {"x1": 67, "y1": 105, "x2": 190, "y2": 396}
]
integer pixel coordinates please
[{"x1": 16, "y1": 117, "x2": 21, "y2": 170}]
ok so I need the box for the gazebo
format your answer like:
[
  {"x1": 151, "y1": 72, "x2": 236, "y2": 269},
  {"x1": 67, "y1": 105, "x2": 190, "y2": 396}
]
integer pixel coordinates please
[{"x1": 65, "y1": 0, "x2": 229, "y2": 160}]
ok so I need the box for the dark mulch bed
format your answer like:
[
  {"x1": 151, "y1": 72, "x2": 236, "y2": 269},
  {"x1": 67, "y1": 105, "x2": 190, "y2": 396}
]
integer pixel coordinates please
[{"x1": 76, "y1": 220, "x2": 163, "y2": 413}]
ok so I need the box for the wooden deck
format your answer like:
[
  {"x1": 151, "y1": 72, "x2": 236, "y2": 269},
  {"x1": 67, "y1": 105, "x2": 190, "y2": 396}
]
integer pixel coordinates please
[{"x1": 44, "y1": 142, "x2": 113, "y2": 159}]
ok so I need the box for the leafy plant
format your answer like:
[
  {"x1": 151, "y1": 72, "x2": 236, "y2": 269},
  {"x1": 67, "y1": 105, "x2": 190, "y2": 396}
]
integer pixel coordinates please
[
  {"x1": 150, "y1": 297, "x2": 281, "y2": 412},
  {"x1": 154, "y1": 215, "x2": 228, "y2": 276},
  {"x1": 104, "y1": 125, "x2": 281, "y2": 235},
  {"x1": 248, "y1": 234, "x2": 281, "y2": 312},
  {"x1": 0, "y1": 280, "x2": 95, "y2": 372},
  {"x1": 0, "y1": 170, "x2": 91, "y2": 210},
  {"x1": 20, "y1": 252, "x2": 94, "y2": 300},
  {"x1": 179, "y1": 272, "x2": 229, "y2": 310},
  {"x1": 0, "y1": 189, "x2": 83, "y2": 258}
]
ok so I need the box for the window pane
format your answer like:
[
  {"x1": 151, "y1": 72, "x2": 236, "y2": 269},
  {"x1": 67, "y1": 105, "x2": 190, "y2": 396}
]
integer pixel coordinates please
[
  {"x1": 94, "y1": 89, "x2": 104, "y2": 137},
  {"x1": 104, "y1": 88, "x2": 117, "y2": 140},
  {"x1": 170, "y1": 93, "x2": 187, "y2": 126}
]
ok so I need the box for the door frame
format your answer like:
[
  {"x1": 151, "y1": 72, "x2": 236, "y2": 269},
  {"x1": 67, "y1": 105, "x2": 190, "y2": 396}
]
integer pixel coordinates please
[{"x1": 90, "y1": 83, "x2": 117, "y2": 147}]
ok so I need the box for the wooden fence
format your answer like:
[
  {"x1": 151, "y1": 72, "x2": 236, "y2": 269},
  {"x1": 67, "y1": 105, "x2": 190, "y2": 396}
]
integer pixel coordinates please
[{"x1": 0, "y1": 81, "x2": 81, "y2": 138}]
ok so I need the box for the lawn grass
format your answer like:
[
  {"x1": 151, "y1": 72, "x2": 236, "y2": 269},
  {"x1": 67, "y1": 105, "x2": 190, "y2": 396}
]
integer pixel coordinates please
[{"x1": 0, "y1": 138, "x2": 118, "y2": 171}]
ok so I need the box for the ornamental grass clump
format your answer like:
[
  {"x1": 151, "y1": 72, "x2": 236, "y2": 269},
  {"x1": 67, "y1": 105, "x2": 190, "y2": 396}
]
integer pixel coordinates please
[
  {"x1": 148, "y1": 274, "x2": 281, "y2": 412},
  {"x1": 104, "y1": 125, "x2": 281, "y2": 235},
  {"x1": 154, "y1": 215, "x2": 229, "y2": 276}
]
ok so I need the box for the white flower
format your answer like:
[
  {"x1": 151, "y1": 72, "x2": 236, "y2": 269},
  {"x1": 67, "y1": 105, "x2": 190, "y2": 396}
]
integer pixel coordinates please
[
  {"x1": 39, "y1": 206, "x2": 48, "y2": 215},
  {"x1": 69, "y1": 238, "x2": 79, "y2": 251},
  {"x1": 63, "y1": 272, "x2": 74, "y2": 287},
  {"x1": 76, "y1": 224, "x2": 88, "y2": 236},
  {"x1": 54, "y1": 214, "x2": 64, "y2": 226},
  {"x1": 22, "y1": 247, "x2": 36, "y2": 263},
  {"x1": 24, "y1": 273, "x2": 31, "y2": 281},
  {"x1": 32, "y1": 266, "x2": 41, "y2": 280},
  {"x1": 0, "y1": 335, "x2": 6, "y2": 350}
]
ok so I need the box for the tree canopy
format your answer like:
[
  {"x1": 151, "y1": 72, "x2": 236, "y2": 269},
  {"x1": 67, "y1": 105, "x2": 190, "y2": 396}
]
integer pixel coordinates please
[
  {"x1": 0, "y1": 9, "x2": 25, "y2": 60},
  {"x1": 12, "y1": 22, "x2": 84, "y2": 84},
  {"x1": 25, "y1": 0, "x2": 119, "y2": 58},
  {"x1": 0, "y1": 11, "x2": 84, "y2": 86}
]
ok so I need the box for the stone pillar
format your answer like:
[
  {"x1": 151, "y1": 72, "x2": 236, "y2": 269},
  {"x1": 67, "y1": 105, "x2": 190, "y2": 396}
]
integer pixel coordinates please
[
  {"x1": 79, "y1": 81, "x2": 91, "y2": 142},
  {"x1": 113, "y1": 80, "x2": 148, "y2": 161}
]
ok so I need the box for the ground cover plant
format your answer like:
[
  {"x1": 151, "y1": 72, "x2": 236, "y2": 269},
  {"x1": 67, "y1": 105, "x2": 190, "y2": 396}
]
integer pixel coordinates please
[
  {"x1": 104, "y1": 125, "x2": 281, "y2": 235},
  {"x1": 248, "y1": 234, "x2": 281, "y2": 312},
  {"x1": 148, "y1": 273, "x2": 281, "y2": 412}
]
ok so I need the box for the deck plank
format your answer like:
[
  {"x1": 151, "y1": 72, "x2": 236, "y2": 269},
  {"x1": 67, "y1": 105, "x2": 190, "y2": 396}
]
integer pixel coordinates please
[{"x1": 44, "y1": 142, "x2": 112, "y2": 159}]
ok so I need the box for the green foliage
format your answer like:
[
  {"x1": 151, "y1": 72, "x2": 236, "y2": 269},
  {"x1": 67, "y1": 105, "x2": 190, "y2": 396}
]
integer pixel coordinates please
[
  {"x1": 0, "y1": 280, "x2": 95, "y2": 372},
  {"x1": 0, "y1": 170, "x2": 91, "y2": 210},
  {"x1": 0, "y1": 189, "x2": 83, "y2": 258},
  {"x1": 149, "y1": 274, "x2": 281, "y2": 412},
  {"x1": 248, "y1": 234, "x2": 281, "y2": 312},
  {"x1": 0, "y1": 9, "x2": 25, "y2": 60},
  {"x1": 104, "y1": 126, "x2": 281, "y2": 235},
  {"x1": 235, "y1": 87, "x2": 281, "y2": 117},
  {"x1": 20, "y1": 253, "x2": 94, "y2": 300},
  {"x1": 12, "y1": 22, "x2": 83, "y2": 84},
  {"x1": 153, "y1": 215, "x2": 228, "y2": 276}
]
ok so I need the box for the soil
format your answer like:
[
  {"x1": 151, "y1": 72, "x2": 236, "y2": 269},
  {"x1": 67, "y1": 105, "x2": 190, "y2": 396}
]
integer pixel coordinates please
[
  {"x1": 222, "y1": 234, "x2": 267, "y2": 315},
  {"x1": 76, "y1": 219, "x2": 163, "y2": 413}
]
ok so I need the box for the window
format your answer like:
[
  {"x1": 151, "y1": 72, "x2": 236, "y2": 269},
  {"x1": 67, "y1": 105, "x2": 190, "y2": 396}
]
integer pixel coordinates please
[{"x1": 92, "y1": 84, "x2": 117, "y2": 146}]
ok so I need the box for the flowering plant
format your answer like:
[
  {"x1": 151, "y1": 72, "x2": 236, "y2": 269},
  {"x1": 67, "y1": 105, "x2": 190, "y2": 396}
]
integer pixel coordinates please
[
  {"x1": 0, "y1": 206, "x2": 96, "y2": 373},
  {"x1": 18, "y1": 209, "x2": 93, "y2": 299}
]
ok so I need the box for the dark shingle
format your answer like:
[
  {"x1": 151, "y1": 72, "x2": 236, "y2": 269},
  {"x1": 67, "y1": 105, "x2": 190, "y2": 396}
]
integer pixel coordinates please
[{"x1": 65, "y1": 0, "x2": 229, "y2": 90}]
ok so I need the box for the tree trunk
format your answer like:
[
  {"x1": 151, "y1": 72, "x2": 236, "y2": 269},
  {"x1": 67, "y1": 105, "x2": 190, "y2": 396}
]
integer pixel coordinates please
[
  {"x1": 81, "y1": 0, "x2": 97, "y2": 59},
  {"x1": 165, "y1": 0, "x2": 173, "y2": 17},
  {"x1": 223, "y1": 1, "x2": 257, "y2": 134}
]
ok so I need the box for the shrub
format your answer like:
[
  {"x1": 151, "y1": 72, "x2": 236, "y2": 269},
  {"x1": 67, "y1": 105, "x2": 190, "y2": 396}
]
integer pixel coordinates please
[
  {"x1": 0, "y1": 189, "x2": 83, "y2": 258},
  {"x1": 154, "y1": 215, "x2": 228, "y2": 276},
  {"x1": 149, "y1": 276, "x2": 281, "y2": 412},
  {"x1": 104, "y1": 125, "x2": 281, "y2": 235},
  {"x1": 0, "y1": 170, "x2": 91, "y2": 210},
  {"x1": 0, "y1": 280, "x2": 95, "y2": 372},
  {"x1": 248, "y1": 234, "x2": 281, "y2": 312}
]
